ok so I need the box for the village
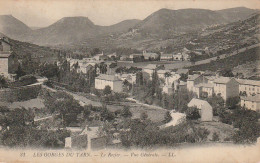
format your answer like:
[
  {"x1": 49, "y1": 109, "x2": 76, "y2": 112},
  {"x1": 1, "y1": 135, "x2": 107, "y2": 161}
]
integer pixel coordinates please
[{"x1": 0, "y1": 33, "x2": 259, "y2": 150}]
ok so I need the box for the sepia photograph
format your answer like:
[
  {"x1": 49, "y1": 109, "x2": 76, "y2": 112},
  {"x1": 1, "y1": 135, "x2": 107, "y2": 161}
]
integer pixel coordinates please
[{"x1": 0, "y1": 0, "x2": 259, "y2": 162}]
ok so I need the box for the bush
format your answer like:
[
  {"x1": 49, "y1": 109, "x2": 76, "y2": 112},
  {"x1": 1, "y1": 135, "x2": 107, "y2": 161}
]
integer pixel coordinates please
[
  {"x1": 212, "y1": 132, "x2": 220, "y2": 141},
  {"x1": 185, "y1": 107, "x2": 200, "y2": 120},
  {"x1": 140, "y1": 112, "x2": 148, "y2": 121},
  {"x1": 121, "y1": 106, "x2": 132, "y2": 118},
  {"x1": 103, "y1": 85, "x2": 112, "y2": 95},
  {"x1": 11, "y1": 75, "x2": 37, "y2": 87},
  {"x1": 164, "y1": 111, "x2": 172, "y2": 123}
]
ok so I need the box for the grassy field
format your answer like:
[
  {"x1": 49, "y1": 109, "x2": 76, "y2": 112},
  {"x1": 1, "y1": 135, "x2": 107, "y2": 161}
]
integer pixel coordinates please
[
  {"x1": 193, "y1": 121, "x2": 234, "y2": 142},
  {"x1": 107, "y1": 103, "x2": 167, "y2": 123}
]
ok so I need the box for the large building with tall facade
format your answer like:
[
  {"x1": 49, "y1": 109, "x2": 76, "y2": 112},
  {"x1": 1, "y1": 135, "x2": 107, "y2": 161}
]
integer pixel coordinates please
[{"x1": 0, "y1": 37, "x2": 18, "y2": 79}]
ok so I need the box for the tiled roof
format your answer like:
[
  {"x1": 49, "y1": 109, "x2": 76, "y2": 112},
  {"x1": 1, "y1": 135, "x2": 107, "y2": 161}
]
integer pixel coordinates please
[
  {"x1": 241, "y1": 94, "x2": 260, "y2": 102},
  {"x1": 214, "y1": 77, "x2": 232, "y2": 84},
  {"x1": 143, "y1": 53, "x2": 159, "y2": 58},
  {"x1": 143, "y1": 64, "x2": 157, "y2": 70},
  {"x1": 188, "y1": 98, "x2": 212, "y2": 108},
  {"x1": 176, "y1": 69, "x2": 189, "y2": 74},
  {"x1": 237, "y1": 79, "x2": 260, "y2": 87},
  {"x1": 204, "y1": 76, "x2": 217, "y2": 81},
  {"x1": 96, "y1": 74, "x2": 121, "y2": 81},
  {"x1": 157, "y1": 69, "x2": 170, "y2": 74},
  {"x1": 187, "y1": 74, "x2": 201, "y2": 81},
  {"x1": 161, "y1": 54, "x2": 173, "y2": 57},
  {"x1": 0, "y1": 53, "x2": 12, "y2": 58},
  {"x1": 130, "y1": 53, "x2": 143, "y2": 56}
]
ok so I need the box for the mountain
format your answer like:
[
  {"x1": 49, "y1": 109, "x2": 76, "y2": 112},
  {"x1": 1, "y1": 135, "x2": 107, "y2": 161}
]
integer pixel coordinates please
[
  {"x1": 0, "y1": 7, "x2": 258, "y2": 46},
  {"x1": 217, "y1": 7, "x2": 259, "y2": 22},
  {"x1": 22, "y1": 17, "x2": 140, "y2": 45},
  {"x1": 101, "y1": 19, "x2": 141, "y2": 34},
  {"x1": 25, "y1": 17, "x2": 99, "y2": 45},
  {"x1": 135, "y1": 8, "x2": 227, "y2": 36},
  {"x1": 0, "y1": 15, "x2": 32, "y2": 39}
]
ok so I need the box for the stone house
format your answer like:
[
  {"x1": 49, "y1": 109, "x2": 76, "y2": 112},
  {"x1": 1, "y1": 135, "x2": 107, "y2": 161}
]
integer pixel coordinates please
[
  {"x1": 187, "y1": 74, "x2": 205, "y2": 92},
  {"x1": 142, "y1": 64, "x2": 158, "y2": 79},
  {"x1": 95, "y1": 74, "x2": 123, "y2": 92},
  {"x1": 160, "y1": 53, "x2": 173, "y2": 61},
  {"x1": 213, "y1": 77, "x2": 239, "y2": 101},
  {"x1": 240, "y1": 94, "x2": 260, "y2": 111},
  {"x1": 194, "y1": 83, "x2": 214, "y2": 98},
  {"x1": 188, "y1": 98, "x2": 213, "y2": 121},
  {"x1": 237, "y1": 79, "x2": 260, "y2": 96},
  {"x1": 0, "y1": 37, "x2": 18, "y2": 79},
  {"x1": 142, "y1": 51, "x2": 159, "y2": 60}
]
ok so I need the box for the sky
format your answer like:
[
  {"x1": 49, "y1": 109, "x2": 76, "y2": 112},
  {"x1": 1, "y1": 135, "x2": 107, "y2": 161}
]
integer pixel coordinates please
[{"x1": 0, "y1": 0, "x2": 259, "y2": 27}]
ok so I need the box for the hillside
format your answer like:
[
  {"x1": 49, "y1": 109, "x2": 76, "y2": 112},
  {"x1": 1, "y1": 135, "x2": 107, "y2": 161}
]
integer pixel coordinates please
[
  {"x1": 19, "y1": 18, "x2": 140, "y2": 45},
  {"x1": 0, "y1": 32, "x2": 59, "y2": 62},
  {"x1": 100, "y1": 19, "x2": 141, "y2": 34},
  {"x1": 26, "y1": 17, "x2": 100, "y2": 45},
  {"x1": 0, "y1": 15, "x2": 32, "y2": 40},
  {"x1": 217, "y1": 7, "x2": 258, "y2": 22},
  {"x1": 135, "y1": 8, "x2": 226, "y2": 37},
  {"x1": 0, "y1": 7, "x2": 257, "y2": 46},
  {"x1": 189, "y1": 47, "x2": 260, "y2": 73}
]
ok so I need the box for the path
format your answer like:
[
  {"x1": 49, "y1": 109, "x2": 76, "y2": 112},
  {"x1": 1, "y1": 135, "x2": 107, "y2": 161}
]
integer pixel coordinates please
[
  {"x1": 34, "y1": 114, "x2": 58, "y2": 122},
  {"x1": 160, "y1": 110, "x2": 186, "y2": 129}
]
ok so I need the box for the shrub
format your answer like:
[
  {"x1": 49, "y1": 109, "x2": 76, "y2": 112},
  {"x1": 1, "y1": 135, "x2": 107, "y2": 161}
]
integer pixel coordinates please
[
  {"x1": 164, "y1": 111, "x2": 172, "y2": 123},
  {"x1": 140, "y1": 112, "x2": 148, "y2": 121},
  {"x1": 121, "y1": 106, "x2": 132, "y2": 118},
  {"x1": 212, "y1": 132, "x2": 220, "y2": 141},
  {"x1": 103, "y1": 85, "x2": 112, "y2": 95},
  {"x1": 185, "y1": 107, "x2": 200, "y2": 120},
  {"x1": 11, "y1": 75, "x2": 37, "y2": 87}
]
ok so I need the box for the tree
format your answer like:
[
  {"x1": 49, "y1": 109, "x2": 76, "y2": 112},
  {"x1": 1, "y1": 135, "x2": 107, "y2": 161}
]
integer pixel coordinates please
[
  {"x1": 140, "y1": 112, "x2": 148, "y2": 121},
  {"x1": 151, "y1": 70, "x2": 159, "y2": 95},
  {"x1": 0, "y1": 75, "x2": 8, "y2": 88},
  {"x1": 103, "y1": 85, "x2": 112, "y2": 95},
  {"x1": 164, "y1": 111, "x2": 172, "y2": 123},
  {"x1": 1, "y1": 108, "x2": 34, "y2": 147},
  {"x1": 207, "y1": 94, "x2": 225, "y2": 116},
  {"x1": 229, "y1": 108, "x2": 260, "y2": 144},
  {"x1": 219, "y1": 68, "x2": 234, "y2": 77},
  {"x1": 99, "y1": 63, "x2": 107, "y2": 74},
  {"x1": 226, "y1": 96, "x2": 240, "y2": 109},
  {"x1": 121, "y1": 106, "x2": 132, "y2": 118},
  {"x1": 15, "y1": 64, "x2": 26, "y2": 80},
  {"x1": 136, "y1": 72, "x2": 144, "y2": 86},
  {"x1": 212, "y1": 132, "x2": 220, "y2": 141},
  {"x1": 100, "y1": 107, "x2": 115, "y2": 121},
  {"x1": 185, "y1": 107, "x2": 200, "y2": 120},
  {"x1": 91, "y1": 48, "x2": 101, "y2": 56},
  {"x1": 179, "y1": 73, "x2": 188, "y2": 82}
]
